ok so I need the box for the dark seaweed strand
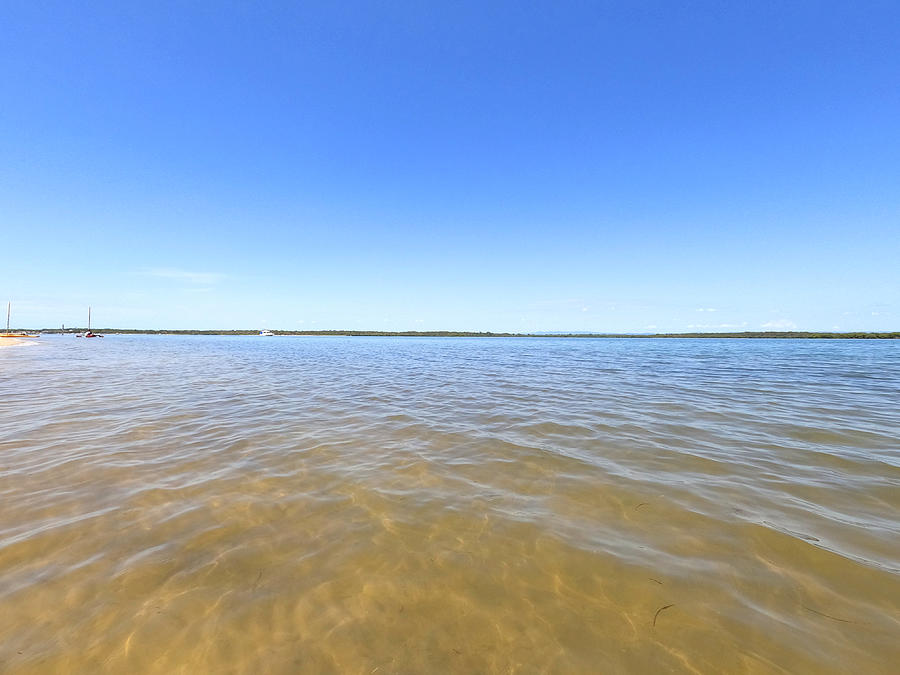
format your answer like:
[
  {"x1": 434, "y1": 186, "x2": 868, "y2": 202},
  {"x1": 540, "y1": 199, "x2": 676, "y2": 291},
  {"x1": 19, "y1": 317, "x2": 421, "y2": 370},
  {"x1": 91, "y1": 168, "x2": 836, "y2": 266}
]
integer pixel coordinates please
[{"x1": 653, "y1": 604, "x2": 675, "y2": 627}]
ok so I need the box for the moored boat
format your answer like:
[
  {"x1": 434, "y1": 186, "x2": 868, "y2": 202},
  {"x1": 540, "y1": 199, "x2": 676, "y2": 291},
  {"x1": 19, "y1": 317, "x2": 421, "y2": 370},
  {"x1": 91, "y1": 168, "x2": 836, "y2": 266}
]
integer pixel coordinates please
[
  {"x1": 76, "y1": 307, "x2": 104, "y2": 338},
  {"x1": 2, "y1": 302, "x2": 40, "y2": 338}
]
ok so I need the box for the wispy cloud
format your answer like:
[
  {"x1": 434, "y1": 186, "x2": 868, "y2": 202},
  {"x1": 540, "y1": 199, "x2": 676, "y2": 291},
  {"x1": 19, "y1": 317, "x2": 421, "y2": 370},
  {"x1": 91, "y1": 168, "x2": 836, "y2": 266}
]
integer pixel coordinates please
[
  {"x1": 143, "y1": 268, "x2": 225, "y2": 285},
  {"x1": 761, "y1": 319, "x2": 797, "y2": 330},
  {"x1": 695, "y1": 307, "x2": 717, "y2": 312},
  {"x1": 688, "y1": 322, "x2": 748, "y2": 329}
]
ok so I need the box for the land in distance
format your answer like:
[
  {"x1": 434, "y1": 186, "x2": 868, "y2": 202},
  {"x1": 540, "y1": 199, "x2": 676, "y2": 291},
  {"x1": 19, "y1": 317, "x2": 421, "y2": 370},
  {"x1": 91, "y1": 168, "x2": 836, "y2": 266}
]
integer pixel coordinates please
[{"x1": 28, "y1": 329, "x2": 900, "y2": 339}]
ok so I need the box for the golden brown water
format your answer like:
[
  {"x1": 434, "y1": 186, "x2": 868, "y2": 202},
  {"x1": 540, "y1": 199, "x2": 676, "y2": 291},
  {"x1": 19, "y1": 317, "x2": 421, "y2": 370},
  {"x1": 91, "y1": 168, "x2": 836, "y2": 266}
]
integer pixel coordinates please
[{"x1": 1, "y1": 336, "x2": 898, "y2": 673}]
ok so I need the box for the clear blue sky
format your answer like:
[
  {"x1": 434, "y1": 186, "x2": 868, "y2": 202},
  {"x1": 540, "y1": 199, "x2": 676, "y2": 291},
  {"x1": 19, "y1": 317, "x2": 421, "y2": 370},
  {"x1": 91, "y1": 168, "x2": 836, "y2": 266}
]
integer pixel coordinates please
[{"x1": 2, "y1": 1, "x2": 897, "y2": 331}]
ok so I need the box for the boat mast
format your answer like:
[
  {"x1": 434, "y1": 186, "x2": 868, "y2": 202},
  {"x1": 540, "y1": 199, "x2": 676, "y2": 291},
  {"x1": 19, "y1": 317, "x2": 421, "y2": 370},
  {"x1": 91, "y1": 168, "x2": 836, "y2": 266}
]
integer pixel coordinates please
[
  {"x1": 88, "y1": 306, "x2": 91, "y2": 331},
  {"x1": 6, "y1": 301, "x2": 9, "y2": 332}
]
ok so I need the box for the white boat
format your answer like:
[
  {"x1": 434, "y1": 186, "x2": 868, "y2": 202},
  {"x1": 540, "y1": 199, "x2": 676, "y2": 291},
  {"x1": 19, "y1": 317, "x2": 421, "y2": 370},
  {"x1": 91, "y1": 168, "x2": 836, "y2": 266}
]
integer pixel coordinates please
[{"x1": 259, "y1": 329, "x2": 275, "y2": 336}]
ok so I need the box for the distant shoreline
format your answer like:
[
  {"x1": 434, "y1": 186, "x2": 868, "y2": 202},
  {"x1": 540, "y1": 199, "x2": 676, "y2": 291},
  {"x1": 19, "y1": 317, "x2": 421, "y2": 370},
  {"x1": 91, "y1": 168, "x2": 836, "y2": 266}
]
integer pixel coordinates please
[{"x1": 26, "y1": 330, "x2": 900, "y2": 339}]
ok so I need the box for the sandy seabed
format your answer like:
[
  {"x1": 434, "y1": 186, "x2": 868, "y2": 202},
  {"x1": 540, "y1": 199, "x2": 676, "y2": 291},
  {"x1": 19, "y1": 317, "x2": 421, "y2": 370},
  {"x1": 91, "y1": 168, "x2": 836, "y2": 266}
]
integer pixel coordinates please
[
  {"x1": 0, "y1": 337, "x2": 35, "y2": 348},
  {"x1": 2, "y1": 335, "x2": 898, "y2": 674}
]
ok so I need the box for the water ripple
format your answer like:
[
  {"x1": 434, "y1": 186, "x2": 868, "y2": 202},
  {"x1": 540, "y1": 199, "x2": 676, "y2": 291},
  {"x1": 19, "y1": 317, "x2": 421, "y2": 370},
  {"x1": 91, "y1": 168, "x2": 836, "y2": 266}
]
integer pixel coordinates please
[{"x1": 1, "y1": 336, "x2": 898, "y2": 673}]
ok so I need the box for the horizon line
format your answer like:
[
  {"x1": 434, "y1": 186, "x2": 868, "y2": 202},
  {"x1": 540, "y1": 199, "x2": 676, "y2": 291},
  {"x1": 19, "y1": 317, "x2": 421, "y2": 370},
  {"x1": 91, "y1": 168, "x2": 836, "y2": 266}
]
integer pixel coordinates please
[{"x1": 18, "y1": 328, "x2": 900, "y2": 339}]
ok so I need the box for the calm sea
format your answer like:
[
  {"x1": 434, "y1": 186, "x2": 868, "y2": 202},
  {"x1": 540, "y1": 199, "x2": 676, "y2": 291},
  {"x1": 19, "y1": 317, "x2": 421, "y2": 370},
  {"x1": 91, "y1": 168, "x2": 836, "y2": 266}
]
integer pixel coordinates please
[{"x1": 1, "y1": 335, "x2": 898, "y2": 673}]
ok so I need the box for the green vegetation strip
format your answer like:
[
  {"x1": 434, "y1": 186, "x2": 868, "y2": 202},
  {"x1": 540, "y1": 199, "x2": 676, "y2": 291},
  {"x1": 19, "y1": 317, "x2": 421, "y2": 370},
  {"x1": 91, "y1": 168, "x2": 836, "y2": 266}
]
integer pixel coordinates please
[{"x1": 30, "y1": 330, "x2": 900, "y2": 338}]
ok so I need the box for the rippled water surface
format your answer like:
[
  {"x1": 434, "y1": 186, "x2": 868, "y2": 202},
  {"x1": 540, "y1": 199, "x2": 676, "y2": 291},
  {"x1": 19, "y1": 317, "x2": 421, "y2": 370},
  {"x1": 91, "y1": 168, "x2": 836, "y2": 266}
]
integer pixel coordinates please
[{"x1": 1, "y1": 336, "x2": 898, "y2": 673}]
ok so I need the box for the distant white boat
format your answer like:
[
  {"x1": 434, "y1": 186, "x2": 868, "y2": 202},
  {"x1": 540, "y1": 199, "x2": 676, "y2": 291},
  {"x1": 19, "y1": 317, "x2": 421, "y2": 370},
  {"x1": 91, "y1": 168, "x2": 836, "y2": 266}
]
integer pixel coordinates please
[{"x1": 259, "y1": 330, "x2": 275, "y2": 336}]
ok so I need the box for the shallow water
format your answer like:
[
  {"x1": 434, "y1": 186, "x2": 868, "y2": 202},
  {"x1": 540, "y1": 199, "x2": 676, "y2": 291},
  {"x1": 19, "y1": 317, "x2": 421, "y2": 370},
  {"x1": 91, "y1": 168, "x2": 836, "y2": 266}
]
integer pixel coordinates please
[{"x1": 1, "y1": 335, "x2": 898, "y2": 673}]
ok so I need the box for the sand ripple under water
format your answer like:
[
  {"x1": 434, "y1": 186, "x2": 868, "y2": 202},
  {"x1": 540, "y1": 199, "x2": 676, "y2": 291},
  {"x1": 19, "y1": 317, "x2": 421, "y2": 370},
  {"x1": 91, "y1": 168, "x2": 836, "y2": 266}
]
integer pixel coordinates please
[{"x1": 1, "y1": 336, "x2": 898, "y2": 673}]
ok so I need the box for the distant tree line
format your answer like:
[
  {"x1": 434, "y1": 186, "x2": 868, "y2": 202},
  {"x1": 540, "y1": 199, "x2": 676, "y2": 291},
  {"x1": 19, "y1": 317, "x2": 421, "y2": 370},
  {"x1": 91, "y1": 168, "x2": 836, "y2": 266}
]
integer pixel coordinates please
[{"x1": 33, "y1": 329, "x2": 900, "y2": 338}]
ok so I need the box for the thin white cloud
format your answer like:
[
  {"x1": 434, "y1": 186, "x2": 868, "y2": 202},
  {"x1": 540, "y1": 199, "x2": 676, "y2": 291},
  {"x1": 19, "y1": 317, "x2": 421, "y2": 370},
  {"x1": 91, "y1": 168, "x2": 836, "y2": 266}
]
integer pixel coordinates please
[
  {"x1": 144, "y1": 268, "x2": 225, "y2": 285},
  {"x1": 687, "y1": 322, "x2": 748, "y2": 329},
  {"x1": 695, "y1": 308, "x2": 717, "y2": 312},
  {"x1": 533, "y1": 298, "x2": 584, "y2": 308},
  {"x1": 761, "y1": 319, "x2": 797, "y2": 330}
]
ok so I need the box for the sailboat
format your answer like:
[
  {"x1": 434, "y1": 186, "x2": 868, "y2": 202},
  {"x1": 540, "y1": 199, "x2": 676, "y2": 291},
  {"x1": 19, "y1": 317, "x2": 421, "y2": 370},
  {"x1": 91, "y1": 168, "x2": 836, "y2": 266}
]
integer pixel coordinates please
[
  {"x1": 1, "y1": 302, "x2": 40, "y2": 338},
  {"x1": 76, "y1": 306, "x2": 103, "y2": 338}
]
